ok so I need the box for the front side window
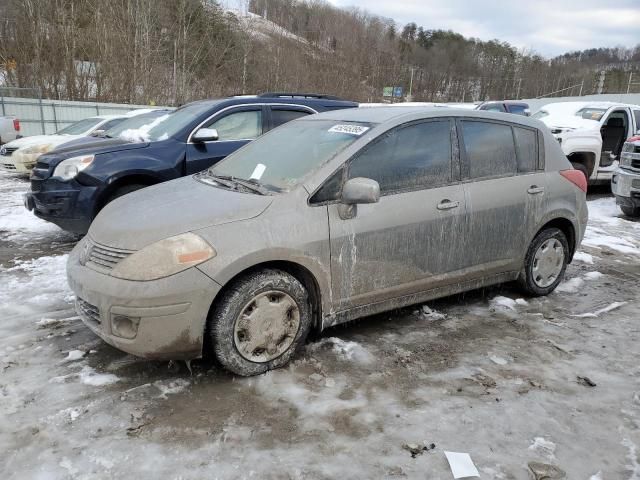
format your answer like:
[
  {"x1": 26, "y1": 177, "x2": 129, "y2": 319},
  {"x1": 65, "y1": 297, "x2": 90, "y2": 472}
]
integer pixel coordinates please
[
  {"x1": 206, "y1": 110, "x2": 262, "y2": 141},
  {"x1": 461, "y1": 120, "x2": 517, "y2": 179},
  {"x1": 348, "y1": 120, "x2": 452, "y2": 194},
  {"x1": 513, "y1": 127, "x2": 538, "y2": 172},
  {"x1": 481, "y1": 103, "x2": 506, "y2": 113},
  {"x1": 634, "y1": 110, "x2": 640, "y2": 129}
]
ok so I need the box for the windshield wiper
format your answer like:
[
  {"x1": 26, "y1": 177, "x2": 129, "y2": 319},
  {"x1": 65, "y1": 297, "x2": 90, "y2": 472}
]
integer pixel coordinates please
[
  {"x1": 231, "y1": 177, "x2": 271, "y2": 195},
  {"x1": 203, "y1": 173, "x2": 269, "y2": 195}
]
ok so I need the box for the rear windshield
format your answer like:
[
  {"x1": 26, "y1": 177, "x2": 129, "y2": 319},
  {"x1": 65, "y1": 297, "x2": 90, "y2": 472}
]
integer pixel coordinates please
[
  {"x1": 56, "y1": 117, "x2": 104, "y2": 135},
  {"x1": 207, "y1": 119, "x2": 373, "y2": 191}
]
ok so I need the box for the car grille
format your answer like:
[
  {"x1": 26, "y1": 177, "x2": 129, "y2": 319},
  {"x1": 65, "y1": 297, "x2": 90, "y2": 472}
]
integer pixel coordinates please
[
  {"x1": 0, "y1": 147, "x2": 18, "y2": 157},
  {"x1": 2, "y1": 163, "x2": 16, "y2": 170},
  {"x1": 76, "y1": 297, "x2": 100, "y2": 325},
  {"x1": 86, "y1": 240, "x2": 134, "y2": 271}
]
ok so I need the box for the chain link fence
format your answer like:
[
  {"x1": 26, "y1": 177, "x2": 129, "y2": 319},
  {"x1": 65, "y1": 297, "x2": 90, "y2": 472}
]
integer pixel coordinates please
[{"x1": 0, "y1": 87, "x2": 160, "y2": 136}]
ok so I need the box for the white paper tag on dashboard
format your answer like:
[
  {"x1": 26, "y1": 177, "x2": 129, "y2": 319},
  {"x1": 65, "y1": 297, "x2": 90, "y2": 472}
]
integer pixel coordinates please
[
  {"x1": 328, "y1": 124, "x2": 369, "y2": 135},
  {"x1": 249, "y1": 163, "x2": 266, "y2": 180}
]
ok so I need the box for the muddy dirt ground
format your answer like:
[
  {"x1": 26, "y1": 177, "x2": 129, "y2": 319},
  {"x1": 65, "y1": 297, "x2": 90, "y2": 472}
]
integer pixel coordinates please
[{"x1": 1, "y1": 170, "x2": 639, "y2": 479}]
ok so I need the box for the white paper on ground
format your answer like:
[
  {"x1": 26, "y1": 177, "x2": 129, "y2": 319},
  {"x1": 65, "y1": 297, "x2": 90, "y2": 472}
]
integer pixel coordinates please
[
  {"x1": 249, "y1": 163, "x2": 266, "y2": 180},
  {"x1": 444, "y1": 451, "x2": 480, "y2": 479}
]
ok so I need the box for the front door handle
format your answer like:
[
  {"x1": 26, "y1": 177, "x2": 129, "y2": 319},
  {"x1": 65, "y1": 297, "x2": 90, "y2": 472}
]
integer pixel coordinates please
[
  {"x1": 528, "y1": 185, "x2": 545, "y2": 195},
  {"x1": 437, "y1": 199, "x2": 460, "y2": 210}
]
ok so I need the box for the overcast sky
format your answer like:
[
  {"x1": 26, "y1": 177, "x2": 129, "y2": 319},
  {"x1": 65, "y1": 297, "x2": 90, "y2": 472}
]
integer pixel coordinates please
[{"x1": 326, "y1": 0, "x2": 640, "y2": 57}]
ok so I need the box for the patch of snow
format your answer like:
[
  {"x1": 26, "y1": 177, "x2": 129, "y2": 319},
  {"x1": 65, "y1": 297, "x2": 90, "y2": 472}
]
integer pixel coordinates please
[
  {"x1": 154, "y1": 378, "x2": 191, "y2": 399},
  {"x1": 119, "y1": 114, "x2": 170, "y2": 143},
  {"x1": 308, "y1": 337, "x2": 374, "y2": 364},
  {"x1": 584, "y1": 271, "x2": 604, "y2": 280},
  {"x1": 64, "y1": 350, "x2": 85, "y2": 361},
  {"x1": 573, "y1": 251, "x2": 595, "y2": 264},
  {"x1": 78, "y1": 366, "x2": 120, "y2": 386},
  {"x1": 490, "y1": 296, "x2": 517, "y2": 310},
  {"x1": 622, "y1": 438, "x2": 640, "y2": 480},
  {"x1": 489, "y1": 355, "x2": 508, "y2": 366},
  {"x1": 418, "y1": 304, "x2": 446, "y2": 320},
  {"x1": 556, "y1": 277, "x2": 584, "y2": 293},
  {"x1": 589, "y1": 472, "x2": 603, "y2": 480},
  {"x1": 515, "y1": 298, "x2": 528, "y2": 306},
  {"x1": 572, "y1": 301, "x2": 628, "y2": 318},
  {"x1": 528, "y1": 436, "x2": 556, "y2": 460}
]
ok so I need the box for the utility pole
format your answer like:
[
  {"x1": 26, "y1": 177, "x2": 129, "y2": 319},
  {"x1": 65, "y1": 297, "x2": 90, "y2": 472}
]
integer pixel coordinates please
[
  {"x1": 407, "y1": 67, "x2": 415, "y2": 102},
  {"x1": 516, "y1": 78, "x2": 522, "y2": 99},
  {"x1": 579, "y1": 79, "x2": 584, "y2": 97},
  {"x1": 597, "y1": 70, "x2": 606, "y2": 95},
  {"x1": 628, "y1": 72, "x2": 633, "y2": 94}
]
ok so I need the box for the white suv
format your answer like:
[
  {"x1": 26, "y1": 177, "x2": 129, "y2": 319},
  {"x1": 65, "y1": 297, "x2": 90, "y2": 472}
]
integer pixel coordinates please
[
  {"x1": 534, "y1": 102, "x2": 640, "y2": 185},
  {"x1": 612, "y1": 136, "x2": 640, "y2": 217},
  {"x1": 0, "y1": 116, "x2": 21, "y2": 145}
]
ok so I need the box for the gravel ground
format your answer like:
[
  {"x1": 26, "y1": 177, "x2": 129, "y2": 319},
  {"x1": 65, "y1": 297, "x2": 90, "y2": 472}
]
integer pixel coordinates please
[{"x1": 1, "y1": 170, "x2": 639, "y2": 480}]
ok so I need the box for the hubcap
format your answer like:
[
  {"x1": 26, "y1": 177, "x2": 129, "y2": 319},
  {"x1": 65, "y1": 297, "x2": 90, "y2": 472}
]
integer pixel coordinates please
[
  {"x1": 233, "y1": 290, "x2": 301, "y2": 363},
  {"x1": 532, "y1": 238, "x2": 565, "y2": 288}
]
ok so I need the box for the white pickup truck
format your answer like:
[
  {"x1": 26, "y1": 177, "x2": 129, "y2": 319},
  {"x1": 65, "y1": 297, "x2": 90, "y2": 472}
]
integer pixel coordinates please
[
  {"x1": 534, "y1": 102, "x2": 640, "y2": 184},
  {"x1": 0, "y1": 116, "x2": 21, "y2": 145}
]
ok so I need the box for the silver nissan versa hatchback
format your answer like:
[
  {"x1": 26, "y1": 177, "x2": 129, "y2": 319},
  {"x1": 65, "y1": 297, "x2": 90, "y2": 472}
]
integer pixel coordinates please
[{"x1": 67, "y1": 107, "x2": 588, "y2": 376}]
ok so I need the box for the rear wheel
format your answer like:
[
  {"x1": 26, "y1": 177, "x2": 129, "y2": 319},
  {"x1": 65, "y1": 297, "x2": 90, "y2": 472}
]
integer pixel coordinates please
[
  {"x1": 518, "y1": 228, "x2": 569, "y2": 296},
  {"x1": 571, "y1": 162, "x2": 589, "y2": 182},
  {"x1": 209, "y1": 269, "x2": 312, "y2": 376},
  {"x1": 620, "y1": 205, "x2": 640, "y2": 217}
]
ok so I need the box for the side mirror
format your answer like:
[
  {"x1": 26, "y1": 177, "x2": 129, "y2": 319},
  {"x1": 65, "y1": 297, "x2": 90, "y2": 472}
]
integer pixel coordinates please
[
  {"x1": 90, "y1": 130, "x2": 105, "y2": 137},
  {"x1": 338, "y1": 178, "x2": 379, "y2": 220},
  {"x1": 192, "y1": 128, "x2": 219, "y2": 143}
]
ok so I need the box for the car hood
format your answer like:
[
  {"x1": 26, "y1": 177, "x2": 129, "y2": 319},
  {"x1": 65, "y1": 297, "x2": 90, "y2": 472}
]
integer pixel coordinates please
[
  {"x1": 88, "y1": 175, "x2": 274, "y2": 250},
  {"x1": 540, "y1": 115, "x2": 600, "y2": 131},
  {"x1": 37, "y1": 138, "x2": 149, "y2": 167},
  {"x1": 4, "y1": 134, "x2": 80, "y2": 150}
]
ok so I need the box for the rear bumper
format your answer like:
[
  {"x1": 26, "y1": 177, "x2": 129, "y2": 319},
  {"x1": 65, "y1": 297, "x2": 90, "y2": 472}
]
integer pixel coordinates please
[
  {"x1": 67, "y1": 241, "x2": 222, "y2": 359},
  {"x1": 612, "y1": 168, "x2": 640, "y2": 208}
]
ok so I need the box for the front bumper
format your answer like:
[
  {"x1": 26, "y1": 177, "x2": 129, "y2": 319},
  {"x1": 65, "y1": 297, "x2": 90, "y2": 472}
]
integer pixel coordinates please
[
  {"x1": 27, "y1": 167, "x2": 101, "y2": 234},
  {"x1": 67, "y1": 241, "x2": 222, "y2": 359},
  {"x1": 612, "y1": 168, "x2": 640, "y2": 208},
  {"x1": 0, "y1": 152, "x2": 36, "y2": 173}
]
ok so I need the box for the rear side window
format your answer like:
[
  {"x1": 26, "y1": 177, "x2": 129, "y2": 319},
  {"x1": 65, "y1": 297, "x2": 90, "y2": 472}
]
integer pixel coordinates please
[
  {"x1": 461, "y1": 121, "x2": 516, "y2": 179},
  {"x1": 513, "y1": 127, "x2": 538, "y2": 172},
  {"x1": 348, "y1": 120, "x2": 452, "y2": 194},
  {"x1": 480, "y1": 103, "x2": 506, "y2": 112},
  {"x1": 509, "y1": 105, "x2": 528, "y2": 116},
  {"x1": 271, "y1": 109, "x2": 310, "y2": 129}
]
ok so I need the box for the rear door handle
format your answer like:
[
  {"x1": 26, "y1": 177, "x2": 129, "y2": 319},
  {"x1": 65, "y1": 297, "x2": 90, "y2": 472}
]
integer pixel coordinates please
[
  {"x1": 437, "y1": 199, "x2": 460, "y2": 210},
  {"x1": 527, "y1": 185, "x2": 545, "y2": 195}
]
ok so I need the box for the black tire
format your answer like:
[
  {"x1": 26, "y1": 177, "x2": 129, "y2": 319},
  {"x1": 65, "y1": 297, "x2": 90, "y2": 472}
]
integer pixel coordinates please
[
  {"x1": 571, "y1": 162, "x2": 589, "y2": 182},
  {"x1": 209, "y1": 269, "x2": 312, "y2": 376},
  {"x1": 620, "y1": 205, "x2": 640, "y2": 217},
  {"x1": 518, "y1": 228, "x2": 570, "y2": 296}
]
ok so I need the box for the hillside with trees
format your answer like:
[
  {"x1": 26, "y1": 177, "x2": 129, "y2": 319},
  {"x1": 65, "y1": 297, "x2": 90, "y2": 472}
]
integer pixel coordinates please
[{"x1": 0, "y1": 0, "x2": 638, "y2": 105}]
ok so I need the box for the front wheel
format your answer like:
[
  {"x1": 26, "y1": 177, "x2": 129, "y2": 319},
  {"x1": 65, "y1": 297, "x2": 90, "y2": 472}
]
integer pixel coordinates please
[
  {"x1": 620, "y1": 205, "x2": 640, "y2": 217},
  {"x1": 208, "y1": 269, "x2": 312, "y2": 376},
  {"x1": 518, "y1": 228, "x2": 570, "y2": 296}
]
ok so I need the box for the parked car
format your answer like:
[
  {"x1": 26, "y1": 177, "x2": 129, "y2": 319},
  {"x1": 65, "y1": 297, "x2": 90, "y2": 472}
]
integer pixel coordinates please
[
  {"x1": 534, "y1": 101, "x2": 640, "y2": 185},
  {"x1": 446, "y1": 101, "x2": 530, "y2": 115},
  {"x1": 57, "y1": 109, "x2": 173, "y2": 150},
  {"x1": 612, "y1": 136, "x2": 640, "y2": 217},
  {"x1": 67, "y1": 107, "x2": 588, "y2": 376},
  {"x1": 0, "y1": 115, "x2": 21, "y2": 145},
  {"x1": 0, "y1": 114, "x2": 133, "y2": 173},
  {"x1": 25, "y1": 93, "x2": 358, "y2": 234}
]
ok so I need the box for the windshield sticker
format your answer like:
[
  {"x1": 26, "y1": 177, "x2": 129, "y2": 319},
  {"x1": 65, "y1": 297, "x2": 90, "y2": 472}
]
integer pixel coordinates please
[
  {"x1": 328, "y1": 124, "x2": 370, "y2": 136},
  {"x1": 249, "y1": 163, "x2": 266, "y2": 180}
]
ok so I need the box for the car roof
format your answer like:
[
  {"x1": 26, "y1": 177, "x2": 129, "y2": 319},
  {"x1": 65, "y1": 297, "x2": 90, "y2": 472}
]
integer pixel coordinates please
[
  {"x1": 307, "y1": 106, "x2": 543, "y2": 129},
  {"x1": 541, "y1": 101, "x2": 639, "y2": 110},
  {"x1": 181, "y1": 95, "x2": 358, "y2": 110}
]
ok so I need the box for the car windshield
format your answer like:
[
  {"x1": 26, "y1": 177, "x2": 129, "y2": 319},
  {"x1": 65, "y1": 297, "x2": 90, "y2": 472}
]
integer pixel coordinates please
[
  {"x1": 532, "y1": 110, "x2": 548, "y2": 119},
  {"x1": 207, "y1": 119, "x2": 373, "y2": 191},
  {"x1": 56, "y1": 117, "x2": 104, "y2": 135},
  {"x1": 105, "y1": 111, "x2": 170, "y2": 139},
  {"x1": 144, "y1": 102, "x2": 216, "y2": 141}
]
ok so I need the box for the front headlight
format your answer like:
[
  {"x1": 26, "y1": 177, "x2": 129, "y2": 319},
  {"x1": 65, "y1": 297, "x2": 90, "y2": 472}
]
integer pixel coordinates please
[
  {"x1": 52, "y1": 154, "x2": 95, "y2": 180},
  {"x1": 110, "y1": 233, "x2": 216, "y2": 281},
  {"x1": 21, "y1": 143, "x2": 55, "y2": 155},
  {"x1": 620, "y1": 154, "x2": 631, "y2": 167}
]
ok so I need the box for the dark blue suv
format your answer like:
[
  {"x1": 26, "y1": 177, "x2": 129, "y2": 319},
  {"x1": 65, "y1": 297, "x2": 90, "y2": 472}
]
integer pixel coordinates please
[{"x1": 25, "y1": 93, "x2": 358, "y2": 234}]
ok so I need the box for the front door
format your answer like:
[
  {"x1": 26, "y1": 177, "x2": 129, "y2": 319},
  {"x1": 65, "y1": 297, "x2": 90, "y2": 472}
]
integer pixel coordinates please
[
  {"x1": 325, "y1": 119, "x2": 467, "y2": 311},
  {"x1": 185, "y1": 106, "x2": 264, "y2": 174}
]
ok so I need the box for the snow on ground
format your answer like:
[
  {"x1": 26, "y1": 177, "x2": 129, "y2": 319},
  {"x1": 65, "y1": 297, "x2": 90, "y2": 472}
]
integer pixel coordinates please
[{"x1": 1, "y1": 179, "x2": 639, "y2": 479}]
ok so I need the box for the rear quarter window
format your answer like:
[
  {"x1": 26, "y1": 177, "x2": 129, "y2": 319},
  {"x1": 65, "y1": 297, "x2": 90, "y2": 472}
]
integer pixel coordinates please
[
  {"x1": 513, "y1": 127, "x2": 538, "y2": 173},
  {"x1": 461, "y1": 120, "x2": 516, "y2": 179}
]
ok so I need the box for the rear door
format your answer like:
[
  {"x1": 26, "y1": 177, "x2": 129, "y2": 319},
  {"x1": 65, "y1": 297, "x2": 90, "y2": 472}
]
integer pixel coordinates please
[
  {"x1": 185, "y1": 105, "x2": 265, "y2": 174},
  {"x1": 321, "y1": 118, "x2": 468, "y2": 311},
  {"x1": 458, "y1": 119, "x2": 546, "y2": 274}
]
